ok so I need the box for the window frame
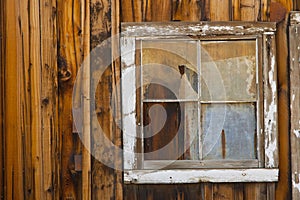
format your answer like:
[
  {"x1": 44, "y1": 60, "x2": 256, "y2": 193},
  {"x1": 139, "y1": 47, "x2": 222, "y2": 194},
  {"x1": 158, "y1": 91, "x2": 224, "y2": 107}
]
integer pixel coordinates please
[{"x1": 121, "y1": 22, "x2": 278, "y2": 184}]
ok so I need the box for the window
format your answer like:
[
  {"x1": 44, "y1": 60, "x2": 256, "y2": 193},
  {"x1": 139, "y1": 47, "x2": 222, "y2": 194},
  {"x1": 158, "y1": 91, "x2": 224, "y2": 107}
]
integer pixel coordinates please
[{"x1": 121, "y1": 22, "x2": 278, "y2": 184}]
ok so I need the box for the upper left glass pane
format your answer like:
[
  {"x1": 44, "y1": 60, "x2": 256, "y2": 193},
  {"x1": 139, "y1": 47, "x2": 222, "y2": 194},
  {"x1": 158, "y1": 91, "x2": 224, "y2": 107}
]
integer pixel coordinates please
[{"x1": 141, "y1": 40, "x2": 198, "y2": 100}]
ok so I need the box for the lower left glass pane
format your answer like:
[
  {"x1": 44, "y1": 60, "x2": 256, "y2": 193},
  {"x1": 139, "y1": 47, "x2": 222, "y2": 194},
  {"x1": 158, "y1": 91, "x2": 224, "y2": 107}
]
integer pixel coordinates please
[{"x1": 143, "y1": 102, "x2": 199, "y2": 160}]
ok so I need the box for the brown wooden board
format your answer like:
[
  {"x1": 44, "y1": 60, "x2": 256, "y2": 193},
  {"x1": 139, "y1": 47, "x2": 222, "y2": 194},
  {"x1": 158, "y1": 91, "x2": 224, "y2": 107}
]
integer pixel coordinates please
[
  {"x1": 91, "y1": 0, "x2": 122, "y2": 199},
  {"x1": 57, "y1": 0, "x2": 83, "y2": 198}
]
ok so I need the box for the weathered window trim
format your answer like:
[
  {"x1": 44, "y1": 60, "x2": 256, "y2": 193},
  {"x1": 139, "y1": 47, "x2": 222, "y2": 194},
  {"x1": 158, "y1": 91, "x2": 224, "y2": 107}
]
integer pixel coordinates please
[
  {"x1": 124, "y1": 169, "x2": 279, "y2": 184},
  {"x1": 121, "y1": 22, "x2": 278, "y2": 183}
]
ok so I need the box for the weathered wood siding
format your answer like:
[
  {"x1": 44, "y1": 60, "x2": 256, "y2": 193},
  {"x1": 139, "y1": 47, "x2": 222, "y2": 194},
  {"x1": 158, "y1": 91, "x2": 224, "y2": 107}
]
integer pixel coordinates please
[
  {"x1": 290, "y1": 11, "x2": 300, "y2": 200},
  {"x1": 0, "y1": 0, "x2": 297, "y2": 200}
]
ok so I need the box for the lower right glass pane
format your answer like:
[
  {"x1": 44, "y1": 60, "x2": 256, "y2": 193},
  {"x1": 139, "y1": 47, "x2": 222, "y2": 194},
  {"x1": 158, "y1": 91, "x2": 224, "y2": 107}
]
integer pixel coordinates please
[{"x1": 201, "y1": 103, "x2": 257, "y2": 160}]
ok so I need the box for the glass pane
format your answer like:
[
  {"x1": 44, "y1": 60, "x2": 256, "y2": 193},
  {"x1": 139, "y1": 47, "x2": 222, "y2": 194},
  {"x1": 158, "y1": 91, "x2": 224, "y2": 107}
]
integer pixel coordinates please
[
  {"x1": 201, "y1": 103, "x2": 256, "y2": 160},
  {"x1": 143, "y1": 102, "x2": 199, "y2": 160},
  {"x1": 142, "y1": 40, "x2": 198, "y2": 100},
  {"x1": 201, "y1": 40, "x2": 256, "y2": 101}
]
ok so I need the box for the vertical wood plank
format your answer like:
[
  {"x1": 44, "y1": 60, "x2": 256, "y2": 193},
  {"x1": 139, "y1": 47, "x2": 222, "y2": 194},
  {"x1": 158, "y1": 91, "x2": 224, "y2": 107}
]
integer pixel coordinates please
[
  {"x1": 263, "y1": 33, "x2": 279, "y2": 168},
  {"x1": 4, "y1": 0, "x2": 25, "y2": 199},
  {"x1": 40, "y1": 0, "x2": 59, "y2": 199},
  {"x1": 234, "y1": 183, "x2": 244, "y2": 200},
  {"x1": 267, "y1": 183, "x2": 275, "y2": 200},
  {"x1": 121, "y1": 0, "x2": 143, "y2": 22},
  {"x1": 275, "y1": 17, "x2": 291, "y2": 200},
  {"x1": 244, "y1": 183, "x2": 267, "y2": 200},
  {"x1": 240, "y1": 0, "x2": 257, "y2": 21},
  {"x1": 261, "y1": 0, "x2": 270, "y2": 21},
  {"x1": 212, "y1": 184, "x2": 234, "y2": 200},
  {"x1": 112, "y1": 0, "x2": 123, "y2": 198},
  {"x1": 82, "y1": 0, "x2": 91, "y2": 199},
  {"x1": 294, "y1": 0, "x2": 300, "y2": 10},
  {"x1": 290, "y1": 15, "x2": 300, "y2": 200},
  {"x1": 0, "y1": 0, "x2": 3, "y2": 197},
  {"x1": 210, "y1": 0, "x2": 230, "y2": 21},
  {"x1": 19, "y1": 0, "x2": 33, "y2": 199},
  {"x1": 172, "y1": 0, "x2": 202, "y2": 21},
  {"x1": 29, "y1": 0, "x2": 43, "y2": 198},
  {"x1": 91, "y1": 0, "x2": 122, "y2": 199},
  {"x1": 57, "y1": 0, "x2": 83, "y2": 198},
  {"x1": 150, "y1": 0, "x2": 172, "y2": 21},
  {"x1": 232, "y1": 0, "x2": 241, "y2": 20}
]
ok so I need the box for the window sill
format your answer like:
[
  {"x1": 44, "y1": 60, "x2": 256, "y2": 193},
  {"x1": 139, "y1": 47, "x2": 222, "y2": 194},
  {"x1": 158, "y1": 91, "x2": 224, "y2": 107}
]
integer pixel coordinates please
[{"x1": 124, "y1": 169, "x2": 278, "y2": 184}]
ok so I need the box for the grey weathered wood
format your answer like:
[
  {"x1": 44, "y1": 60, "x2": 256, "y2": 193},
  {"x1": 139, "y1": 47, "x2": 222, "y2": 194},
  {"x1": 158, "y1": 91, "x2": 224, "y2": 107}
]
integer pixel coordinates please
[
  {"x1": 121, "y1": 37, "x2": 138, "y2": 170},
  {"x1": 263, "y1": 32, "x2": 278, "y2": 168},
  {"x1": 290, "y1": 12, "x2": 300, "y2": 25},
  {"x1": 122, "y1": 22, "x2": 276, "y2": 37},
  {"x1": 143, "y1": 159, "x2": 258, "y2": 169},
  {"x1": 289, "y1": 15, "x2": 300, "y2": 200}
]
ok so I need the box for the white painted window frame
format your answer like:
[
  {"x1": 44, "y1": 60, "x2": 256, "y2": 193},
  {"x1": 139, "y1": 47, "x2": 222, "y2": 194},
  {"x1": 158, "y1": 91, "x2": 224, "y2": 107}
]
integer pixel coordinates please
[{"x1": 121, "y1": 22, "x2": 278, "y2": 184}]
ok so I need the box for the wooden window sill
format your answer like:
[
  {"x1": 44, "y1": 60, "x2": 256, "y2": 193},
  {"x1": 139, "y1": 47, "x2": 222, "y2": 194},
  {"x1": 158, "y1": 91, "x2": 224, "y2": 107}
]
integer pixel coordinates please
[{"x1": 124, "y1": 169, "x2": 279, "y2": 184}]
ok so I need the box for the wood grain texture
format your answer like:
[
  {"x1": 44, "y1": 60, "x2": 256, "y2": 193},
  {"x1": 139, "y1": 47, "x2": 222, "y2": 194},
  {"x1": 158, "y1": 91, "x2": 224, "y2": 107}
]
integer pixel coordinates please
[
  {"x1": 210, "y1": 0, "x2": 230, "y2": 21},
  {"x1": 294, "y1": 0, "x2": 300, "y2": 10},
  {"x1": 263, "y1": 33, "x2": 279, "y2": 168},
  {"x1": 244, "y1": 183, "x2": 267, "y2": 200},
  {"x1": 29, "y1": 0, "x2": 43, "y2": 198},
  {"x1": 57, "y1": 0, "x2": 83, "y2": 199},
  {"x1": 275, "y1": 17, "x2": 291, "y2": 200},
  {"x1": 261, "y1": 0, "x2": 270, "y2": 21},
  {"x1": 82, "y1": 0, "x2": 91, "y2": 199},
  {"x1": 19, "y1": 0, "x2": 33, "y2": 199},
  {"x1": 172, "y1": 0, "x2": 202, "y2": 21},
  {"x1": 91, "y1": 0, "x2": 122, "y2": 199},
  {"x1": 40, "y1": 0, "x2": 59, "y2": 199},
  {"x1": 4, "y1": 0, "x2": 25, "y2": 199},
  {"x1": 289, "y1": 12, "x2": 300, "y2": 200},
  {"x1": 0, "y1": 0, "x2": 3, "y2": 198}
]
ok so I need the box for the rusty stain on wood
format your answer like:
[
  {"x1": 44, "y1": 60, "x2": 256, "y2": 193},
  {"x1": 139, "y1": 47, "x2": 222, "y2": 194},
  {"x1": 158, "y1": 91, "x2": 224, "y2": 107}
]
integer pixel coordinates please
[
  {"x1": 221, "y1": 129, "x2": 226, "y2": 159},
  {"x1": 270, "y1": 2, "x2": 287, "y2": 22}
]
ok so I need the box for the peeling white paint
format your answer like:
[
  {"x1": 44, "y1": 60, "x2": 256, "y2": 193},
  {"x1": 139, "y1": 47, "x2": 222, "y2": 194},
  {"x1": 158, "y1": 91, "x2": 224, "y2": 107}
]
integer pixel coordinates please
[
  {"x1": 292, "y1": 173, "x2": 300, "y2": 193},
  {"x1": 124, "y1": 169, "x2": 279, "y2": 184},
  {"x1": 292, "y1": 94, "x2": 296, "y2": 102},
  {"x1": 290, "y1": 12, "x2": 300, "y2": 25},
  {"x1": 122, "y1": 66, "x2": 137, "y2": 170},
  {"x1": 264, "y1": 53, "x2": 277, "y2": 168},
  {"x1": 294, "y1": 129, "x2": 300, "y2": 138},
  {"x1": 122, "y1": 22, "x2": 276, "y2": 37},
  {"x1": 121, "y1": 36, "x2": 138, "y2": 169},
  {"x1": 265, "y1": 139, "x2": 277, "y2": 167},
  {"x1": 121, "y1": 37, "x2": 135, "y2": 67}
]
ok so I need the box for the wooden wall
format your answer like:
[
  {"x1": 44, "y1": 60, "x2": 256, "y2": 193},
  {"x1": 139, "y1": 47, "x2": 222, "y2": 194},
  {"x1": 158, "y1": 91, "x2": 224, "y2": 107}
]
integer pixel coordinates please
[{"x1": 0, "y1": 0, "x2": 299, "y2": 199}]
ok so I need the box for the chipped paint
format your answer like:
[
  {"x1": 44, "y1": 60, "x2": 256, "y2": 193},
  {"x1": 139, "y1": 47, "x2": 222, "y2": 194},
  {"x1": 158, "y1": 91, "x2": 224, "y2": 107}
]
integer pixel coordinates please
[
  {"x1": 290, "y1": 12, "x2": 300, "y2": 25},
  {"x1": 122, "y1": 22, "x2": 276, "y2": 37},
  {"x1": 294, "y1": 129, "x2": 300, "y2": 138},
  {"x1": 264, "y1": 52, "x2": 278, "y2": 168},
  {"x1": 121, "y1": 36, "x2": 138, "y2": 169},
  {"x1": 122, "y1": 66, "x2": 137, "y2": 169},
  {"x1": 293, "y1": 173, "x2": 300, "y2": 193},
  {"x1": 124, "y1": 169, "x2": 279, "y2": 184}
]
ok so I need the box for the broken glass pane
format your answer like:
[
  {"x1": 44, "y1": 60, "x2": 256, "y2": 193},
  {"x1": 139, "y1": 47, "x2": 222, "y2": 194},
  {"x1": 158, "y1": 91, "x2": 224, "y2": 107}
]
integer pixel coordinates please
[
  {"x1": 201, "y1": 40, "x2": 256, "y2": 101},
  {"x1": 142, "y1": 40, "x2": 198, "y2": 100}
]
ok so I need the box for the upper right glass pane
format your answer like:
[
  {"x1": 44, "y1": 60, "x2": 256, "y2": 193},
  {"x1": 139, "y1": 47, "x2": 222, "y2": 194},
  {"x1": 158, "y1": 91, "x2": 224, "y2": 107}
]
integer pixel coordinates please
[{"x1": 200, "y1": 40, "x2": 257, "y2": 102}]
